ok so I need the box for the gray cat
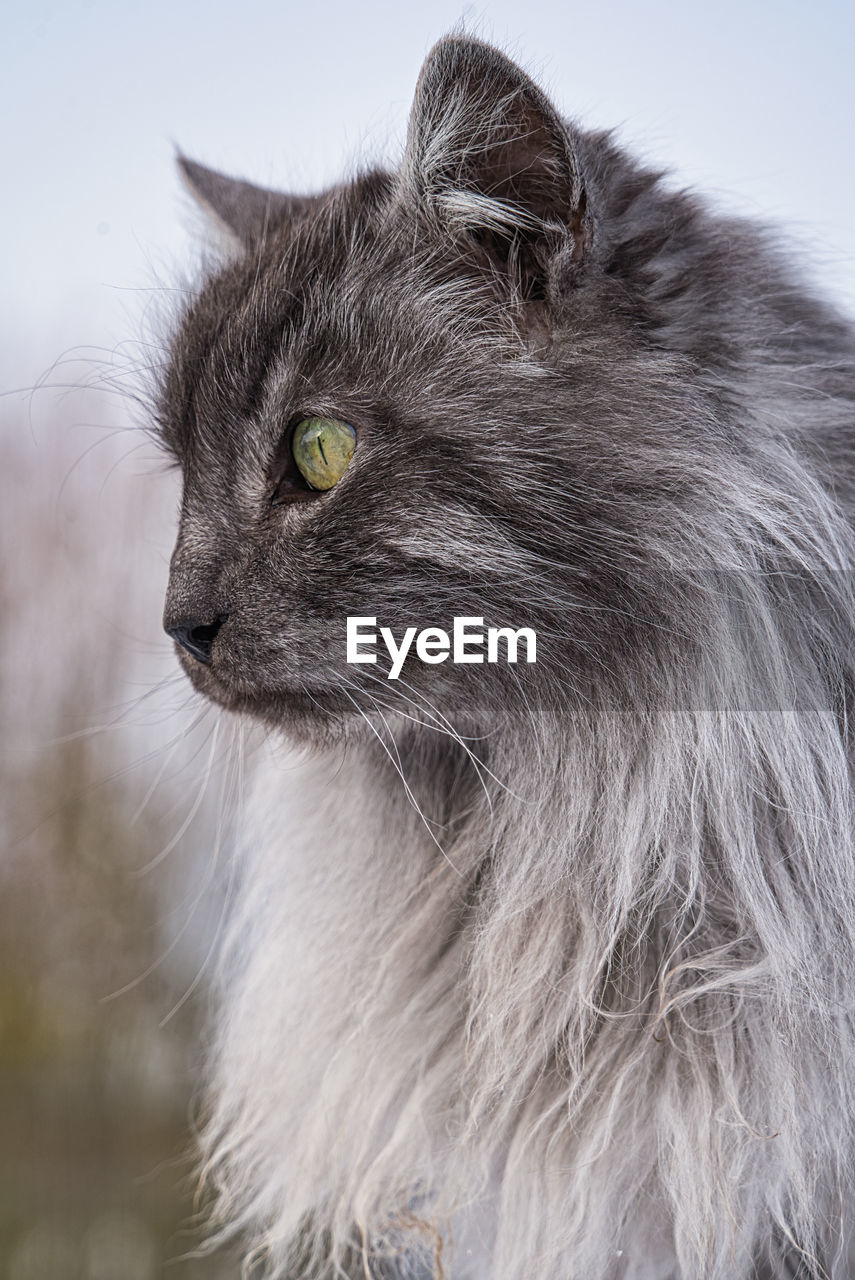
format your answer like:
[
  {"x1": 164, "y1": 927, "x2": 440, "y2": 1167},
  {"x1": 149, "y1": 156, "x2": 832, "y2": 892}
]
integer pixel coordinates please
[{"x1": 158, "y1": 35, "x2": 855, "y2": 1280}]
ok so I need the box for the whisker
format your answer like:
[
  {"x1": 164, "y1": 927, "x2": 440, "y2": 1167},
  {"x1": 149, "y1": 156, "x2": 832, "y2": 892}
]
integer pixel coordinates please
[
  {"x1": 340, "y1": 686, "x2": 463, "y2": 877},
  {"x1": 159, "y1": 718, "x2": 245, "y2": 1026},
  {"x1": 134, "y1": 717, "x2": 223, "y2": 876}
]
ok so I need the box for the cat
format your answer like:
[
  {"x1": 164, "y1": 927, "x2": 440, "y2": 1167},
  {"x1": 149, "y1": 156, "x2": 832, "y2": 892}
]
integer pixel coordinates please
[{"x1": 157, "y1": 34, "x2": 855, "y2": 1280}]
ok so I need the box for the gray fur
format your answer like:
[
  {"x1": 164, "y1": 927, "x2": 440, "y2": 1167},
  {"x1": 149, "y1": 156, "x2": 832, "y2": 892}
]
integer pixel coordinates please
[{"x1": 157, "y1": 36, "x2": 855, "y2": 1280}]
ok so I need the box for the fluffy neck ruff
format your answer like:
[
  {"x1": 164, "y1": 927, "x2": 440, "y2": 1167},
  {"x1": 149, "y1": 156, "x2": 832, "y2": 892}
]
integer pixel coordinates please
[{"x1": 202, "y1": 641, "x2": 855, "y2": 1278}]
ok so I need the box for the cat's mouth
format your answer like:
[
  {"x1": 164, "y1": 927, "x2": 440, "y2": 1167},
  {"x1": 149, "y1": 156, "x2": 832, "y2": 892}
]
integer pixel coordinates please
[{"x1": 175, "y1": 645, "x2": 354, "y2": 729}]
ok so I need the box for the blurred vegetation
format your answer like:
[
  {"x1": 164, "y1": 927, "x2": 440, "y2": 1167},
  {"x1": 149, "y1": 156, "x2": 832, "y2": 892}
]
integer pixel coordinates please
[{"x1": 0, "y1": 375, "x2": 241, "y2": 1278}]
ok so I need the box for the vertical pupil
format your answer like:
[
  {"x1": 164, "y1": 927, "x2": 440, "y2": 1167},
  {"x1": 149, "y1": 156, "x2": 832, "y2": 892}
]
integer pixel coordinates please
[{"x1": 291, "y1": 417, "x2": 356, "y2": 490}]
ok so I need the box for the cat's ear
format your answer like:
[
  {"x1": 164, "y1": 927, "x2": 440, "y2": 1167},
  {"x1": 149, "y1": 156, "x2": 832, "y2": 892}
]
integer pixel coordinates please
[
  {"x1": 403, "y1": 37, "x2": 590, "y2": 298},
  {"x1": 177, "y1": 155, "x2": 313, "y2": 247}
]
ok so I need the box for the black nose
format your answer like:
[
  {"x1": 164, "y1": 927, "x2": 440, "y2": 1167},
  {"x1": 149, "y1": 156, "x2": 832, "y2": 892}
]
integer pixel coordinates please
[{"x1": 166, "y1": 614, "x2": 228, "y2": 665}]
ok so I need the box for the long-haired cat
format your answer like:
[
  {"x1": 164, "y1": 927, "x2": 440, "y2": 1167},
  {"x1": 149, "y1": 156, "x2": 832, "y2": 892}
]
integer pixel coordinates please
[{"x1": 157, "y1": 35, "x2": 855, "y2": 1280}]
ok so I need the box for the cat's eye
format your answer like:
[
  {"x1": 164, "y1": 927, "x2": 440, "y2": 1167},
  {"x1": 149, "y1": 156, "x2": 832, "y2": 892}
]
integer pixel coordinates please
[{"x1": 291, "y1": 417, "x2": 356, "y2": 491}]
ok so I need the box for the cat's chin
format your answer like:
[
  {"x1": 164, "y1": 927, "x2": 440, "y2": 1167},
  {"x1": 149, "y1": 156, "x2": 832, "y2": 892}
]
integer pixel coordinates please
[{"x1": 178, "y1": 653, "x2": 359, "y2": 743}]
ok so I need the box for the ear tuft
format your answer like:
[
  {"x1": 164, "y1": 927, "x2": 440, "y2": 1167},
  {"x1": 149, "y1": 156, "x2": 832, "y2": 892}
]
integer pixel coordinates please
[
  {"x1": 406, "y1": 39, "x2": 586, "y2": 234},
  {"x1": 403, "y1": 38, "x2": 590, "y2": 294},
  {"x1": 177, "y1": 155, "x2": 314, "y2": 247}
]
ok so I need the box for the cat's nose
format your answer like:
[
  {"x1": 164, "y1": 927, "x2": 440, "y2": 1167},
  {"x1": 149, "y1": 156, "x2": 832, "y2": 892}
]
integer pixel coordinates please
[{"x1": 166, "y1": 614, "x2": 228, "y2": 665}]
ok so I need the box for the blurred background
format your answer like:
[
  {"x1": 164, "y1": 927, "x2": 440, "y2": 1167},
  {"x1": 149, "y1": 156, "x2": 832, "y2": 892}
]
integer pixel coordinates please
[{"x1": 1, "y1": 1, "x2": 854, "y2": 1276}]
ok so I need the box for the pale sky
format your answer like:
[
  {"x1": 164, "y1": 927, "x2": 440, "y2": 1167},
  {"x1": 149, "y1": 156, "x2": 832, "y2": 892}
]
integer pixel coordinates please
[{"x1": 3, "y1": 0, "x2": 855, "y2": 393}]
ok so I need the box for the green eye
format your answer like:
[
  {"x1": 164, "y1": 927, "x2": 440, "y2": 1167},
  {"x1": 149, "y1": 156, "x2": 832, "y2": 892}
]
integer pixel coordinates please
[{"x1": 291, "y1": 416, "x2": 356, "y2": 491}]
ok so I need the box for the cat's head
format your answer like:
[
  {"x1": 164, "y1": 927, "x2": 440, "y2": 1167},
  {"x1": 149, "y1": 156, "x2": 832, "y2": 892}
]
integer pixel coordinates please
[{"x1": 158, "y1": 36, "x2": 709, "y2": 742}]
